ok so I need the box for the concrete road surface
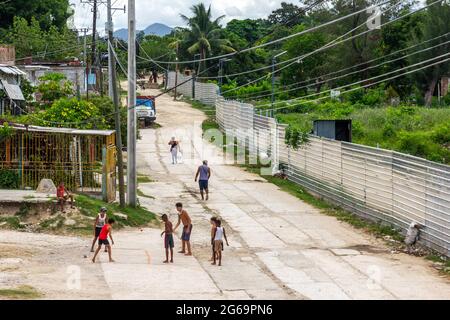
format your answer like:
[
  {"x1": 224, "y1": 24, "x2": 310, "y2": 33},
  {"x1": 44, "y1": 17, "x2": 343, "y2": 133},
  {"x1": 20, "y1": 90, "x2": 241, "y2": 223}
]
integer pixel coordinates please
[{"x1": 1, "y1": 88, "x2": 449, "y2": 300}]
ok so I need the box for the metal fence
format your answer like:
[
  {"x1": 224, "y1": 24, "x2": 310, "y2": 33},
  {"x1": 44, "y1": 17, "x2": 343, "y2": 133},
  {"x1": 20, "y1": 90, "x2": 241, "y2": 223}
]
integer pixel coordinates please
[
  {"x1": 216, "y1": 99, "x2": 450, "y2": 257},
  {"x1": 167, "y1": 71, "x2": 219, "y2": 105}
]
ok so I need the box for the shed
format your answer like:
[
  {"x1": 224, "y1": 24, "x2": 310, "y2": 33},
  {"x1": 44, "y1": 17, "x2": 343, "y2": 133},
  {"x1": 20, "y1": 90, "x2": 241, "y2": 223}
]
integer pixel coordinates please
[
  {"x1": 313, "y1": 119, "x2": 352, "y2": 142},
  {"x1": 0, "y1": 122, "x2": 117, "y2": 202},
  {"x1": 0, "y1": 64, "x2": 26, "y2": 116}
]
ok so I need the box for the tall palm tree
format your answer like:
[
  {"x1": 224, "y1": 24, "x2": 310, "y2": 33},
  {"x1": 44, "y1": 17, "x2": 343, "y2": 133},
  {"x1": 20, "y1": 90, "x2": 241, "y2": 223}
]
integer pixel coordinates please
[{"x1": 181, "y1": 3, "x2": 235, "y2": 74}]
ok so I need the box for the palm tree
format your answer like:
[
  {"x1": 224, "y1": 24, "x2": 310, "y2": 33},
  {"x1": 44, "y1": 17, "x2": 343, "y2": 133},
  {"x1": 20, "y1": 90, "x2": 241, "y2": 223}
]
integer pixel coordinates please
[{"x1": 181, "y1": 3, "x2": 235, "y2": 74}]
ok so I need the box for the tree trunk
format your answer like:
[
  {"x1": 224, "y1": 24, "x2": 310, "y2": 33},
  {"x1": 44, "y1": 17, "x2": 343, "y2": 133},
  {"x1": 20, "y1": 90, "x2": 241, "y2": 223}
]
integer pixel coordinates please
[{"x1": 424, "y1": 74, "x2": 439, "y2": 106}]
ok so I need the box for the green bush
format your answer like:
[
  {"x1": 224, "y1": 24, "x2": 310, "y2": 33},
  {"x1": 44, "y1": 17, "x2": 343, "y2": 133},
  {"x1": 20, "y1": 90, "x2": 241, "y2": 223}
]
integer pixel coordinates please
[
  {"x1": 36, "y1": 98, "x2": 106, "y2": 129},
  {"x1": 0, "y1": 169, "x2": 19, "y2": 189},
  {"x1": 37, "y1": 73, "x2": 74, "y2": 104}
]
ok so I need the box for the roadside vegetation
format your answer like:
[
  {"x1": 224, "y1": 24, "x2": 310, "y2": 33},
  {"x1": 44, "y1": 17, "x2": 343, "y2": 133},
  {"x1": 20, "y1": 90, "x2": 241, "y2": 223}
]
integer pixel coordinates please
[
  {"x1": 0, "y1": 285, "x2": 42, "y2": 300},
  {"x1": 0, "y1": 194, "x2": 157, "y2": 236}
]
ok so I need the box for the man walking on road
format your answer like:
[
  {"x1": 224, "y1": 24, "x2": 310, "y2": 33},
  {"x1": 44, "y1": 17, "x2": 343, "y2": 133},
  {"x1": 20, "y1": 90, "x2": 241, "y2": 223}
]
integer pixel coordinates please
[
  {"x1": 174, "y1": 203, "x2": 193, "y2": 256},
  {"x1": 195, "y1": 160, "x2": 211, "y2": 201}
]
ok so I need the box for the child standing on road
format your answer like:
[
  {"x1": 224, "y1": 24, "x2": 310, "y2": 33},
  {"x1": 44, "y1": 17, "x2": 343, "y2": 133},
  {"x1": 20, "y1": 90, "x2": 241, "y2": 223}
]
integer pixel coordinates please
[
  {"x1": 209, "y1": 217, "x2": 218, "y2": 261},
  {"x1": 212, "y1": 220, "x2": 229, "y2": 266},
  {"x1": 90, "y1": 207, "x2": 108, "y2": 253},
  {"x1": 92, "y1": 218, "x2": 115, "y2": 263},
  {"x1": 161, "y1": 214, "x2": 174, "y2": 263}
]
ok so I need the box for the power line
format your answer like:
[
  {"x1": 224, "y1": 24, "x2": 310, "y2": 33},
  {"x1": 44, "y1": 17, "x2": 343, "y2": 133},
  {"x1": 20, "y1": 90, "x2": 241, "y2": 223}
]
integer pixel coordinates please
[
  {"x1": 265, "y1": 56, "x2": 450, "y2": 112},
  {"x1": 236, "y1": 38, "x2": 450, "y2": 101},
  {"x1": 141, "y1": 0, "x2": 394, "y2": 66},
  {"x1": 257, "y1": 51, "x2": 450, "y2": 111},
  {"x1": 221, "y1": 0, "x2": 443, "y2": 95},
  {"x1": 225, "y1": 31, "x2": 450, "y2": 99}
]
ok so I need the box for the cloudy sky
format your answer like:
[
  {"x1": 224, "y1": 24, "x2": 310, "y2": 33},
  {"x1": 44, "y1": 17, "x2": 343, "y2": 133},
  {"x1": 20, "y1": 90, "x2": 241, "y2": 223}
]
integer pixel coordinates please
[{"x1": 74, "y1": 0, "x2": 297, "y2": 32}]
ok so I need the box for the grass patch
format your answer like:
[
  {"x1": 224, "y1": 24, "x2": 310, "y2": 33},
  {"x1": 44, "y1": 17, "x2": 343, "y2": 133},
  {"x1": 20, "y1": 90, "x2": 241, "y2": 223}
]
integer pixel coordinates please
[
  {"x1": 0, "y1": 285, "x2": 42, "y2": 299},
  {"x1": 0, "y1": 216, "x2": 25, "y2": 230},
  {"x1": 426, "y1": 254, "x2": 450, "y2": 275},
  {"x1": 75, "y1": 194, "x2": 157, "y2": 228},
  {"x1": 137, "y1": 188, "x2": 155, "y2": 199},
  {"x1": 137, "y1": 176, "x2": 154, "y2": 184}
]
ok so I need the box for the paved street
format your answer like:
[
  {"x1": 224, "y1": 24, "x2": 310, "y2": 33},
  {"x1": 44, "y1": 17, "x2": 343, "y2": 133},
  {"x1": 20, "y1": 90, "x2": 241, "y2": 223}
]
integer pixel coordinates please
[{"x1": 1, "y1": 89, "x2": 449, "y2": 300}]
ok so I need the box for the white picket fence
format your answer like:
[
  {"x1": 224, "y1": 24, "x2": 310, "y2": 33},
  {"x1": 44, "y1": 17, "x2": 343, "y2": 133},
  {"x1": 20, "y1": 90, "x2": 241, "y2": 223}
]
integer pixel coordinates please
[
  {"x1": 167, "y1": 71, "x2": 219, "y2": 105},
  {"x1": 216, "y1": 98, "x2": 450, "y2": 257}
]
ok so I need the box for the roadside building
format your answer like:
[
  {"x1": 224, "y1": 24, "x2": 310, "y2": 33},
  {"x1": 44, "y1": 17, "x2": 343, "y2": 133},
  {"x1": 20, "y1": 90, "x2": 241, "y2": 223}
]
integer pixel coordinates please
[
  {"x1": 18, "y1": 60, "x2": 87, "y2": 97},
  {"x1": 0, "y1": 64, "x2": 26, "y2": 116}
]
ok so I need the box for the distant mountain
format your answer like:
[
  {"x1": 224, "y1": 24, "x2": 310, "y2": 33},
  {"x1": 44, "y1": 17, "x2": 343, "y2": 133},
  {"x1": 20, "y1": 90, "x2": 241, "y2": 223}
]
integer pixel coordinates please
[{"x1": 114, "y1": 23, "x2": 172, "y2": 41}]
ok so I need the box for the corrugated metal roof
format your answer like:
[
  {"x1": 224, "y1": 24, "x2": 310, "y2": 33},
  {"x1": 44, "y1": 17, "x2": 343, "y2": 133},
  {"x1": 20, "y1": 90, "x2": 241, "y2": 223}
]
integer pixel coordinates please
[
  {"x1": 1, "y1": 81, "x2": 25, "y2": 100},
  {"x1": 10, "y1": 123, "x2": 115, "y2": 136},
  {"x1": 0, "y1": 64, "x2": 27, "y2": 76}
]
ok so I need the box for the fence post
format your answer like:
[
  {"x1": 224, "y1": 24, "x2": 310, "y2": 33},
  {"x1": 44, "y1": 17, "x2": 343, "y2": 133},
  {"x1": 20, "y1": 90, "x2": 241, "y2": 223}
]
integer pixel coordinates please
[{"x1": 102, "y1": 146, "x2": 107, "y2": 202}]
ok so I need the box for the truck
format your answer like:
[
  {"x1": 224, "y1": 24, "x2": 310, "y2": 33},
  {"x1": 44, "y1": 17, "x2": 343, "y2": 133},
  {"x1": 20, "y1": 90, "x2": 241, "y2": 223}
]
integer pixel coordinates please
[{"x1": 136, "y1": 96, "x2": 156, "y2": 126}]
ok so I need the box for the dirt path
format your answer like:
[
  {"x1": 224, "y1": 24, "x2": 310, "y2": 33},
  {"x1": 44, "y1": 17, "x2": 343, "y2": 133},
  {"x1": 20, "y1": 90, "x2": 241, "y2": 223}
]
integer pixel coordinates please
[{"x1": 1, "y1": 87, "x2": 449, "y2": 300}]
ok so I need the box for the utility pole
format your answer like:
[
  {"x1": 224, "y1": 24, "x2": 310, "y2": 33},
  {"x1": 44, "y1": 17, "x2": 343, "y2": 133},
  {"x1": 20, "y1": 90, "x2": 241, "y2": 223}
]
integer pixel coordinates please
[
  {"x1": 271, "y1": 51, "x2": 287, "y2": 108},
  {"x1": 127, "y1": 0, "x2": 137, "y2": 207},
  {"x1": 218, "y1": 58, "x2": 231, "y2": 95},
  {"x1": 174, "y1": 43, "x2": 179, "y2": 101},
  {"x1": 91, "y1": 0, "x2": 98, "y2": 93},
  {"x1": 107, "y1": 0, "x2": 126, "y2": 207},
  {"x1": 74, "y1": 28, "x2": 90, "y2": 96}
]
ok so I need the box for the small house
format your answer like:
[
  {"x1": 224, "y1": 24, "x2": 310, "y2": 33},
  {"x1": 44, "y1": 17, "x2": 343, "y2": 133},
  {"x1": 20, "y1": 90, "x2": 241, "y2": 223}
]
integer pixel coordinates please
[{"x1": 0, "y1": 64, "x2": 27, "y2": 116}]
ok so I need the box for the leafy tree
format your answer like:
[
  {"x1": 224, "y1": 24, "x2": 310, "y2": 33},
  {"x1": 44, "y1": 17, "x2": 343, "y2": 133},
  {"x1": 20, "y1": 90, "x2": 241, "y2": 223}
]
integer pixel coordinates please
[
  {"x1": 268, "y1": 2, "x2": 306, "y2": 27},
  {"x1": 281, "y1": 25, "x2": 331, "y2": 93},
  {"x1": 226, "y1": 19, "x2": 270, "y2": 45},
  {"x1": 5, "y1": 17, "x2": 79, "y2": 61},
  {"x1": 36, "y1": 98, "x2": 106, "y2": 130},
  {"x1": 412, "y1": 0, "x2": 450, "y2": 105},
  {"x1": 180, "y1": 3, "x2": 235, "y2": 73},
  {"x1": 36, "y1": 73, "x2": 74, "y2": 104},
  {"x1": 0, "y1": 0, "x2": 71, "y2": 31}
]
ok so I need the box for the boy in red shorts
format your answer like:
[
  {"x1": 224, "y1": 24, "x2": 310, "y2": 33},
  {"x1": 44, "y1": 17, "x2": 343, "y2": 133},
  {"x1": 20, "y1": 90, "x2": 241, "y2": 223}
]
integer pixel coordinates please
[{"x1": 92, "y1": 218, "x2": 115, "y2": 263}]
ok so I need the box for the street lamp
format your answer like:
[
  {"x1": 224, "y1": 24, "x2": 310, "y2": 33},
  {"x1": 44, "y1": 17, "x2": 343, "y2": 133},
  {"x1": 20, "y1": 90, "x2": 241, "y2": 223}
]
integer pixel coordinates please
[
  {"x1": 272, "y1": 51, "x2": 287, "y2": 108},
  {"x1": 219, "y1": 58, "x2": 232, "y2": 95}
]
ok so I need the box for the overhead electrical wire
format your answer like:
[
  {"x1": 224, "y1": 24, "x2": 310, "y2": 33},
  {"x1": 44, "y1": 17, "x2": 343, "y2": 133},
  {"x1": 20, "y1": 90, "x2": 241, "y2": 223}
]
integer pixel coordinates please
[
  {"x1": 225, "y1": 31, "x2": 450, "y2": 99},
  {"x1": 256, "y1": 51, "x2": 450, "y2": 111},
  {"x1": 140, "y1": 0, "x2": 393, "y2": 66},
  {"x1": 221, "y1": 0, "x2": 444, "y2": 95},
  {"x1": 235, "y1": 38, "x2": 450, "y2": 101}
]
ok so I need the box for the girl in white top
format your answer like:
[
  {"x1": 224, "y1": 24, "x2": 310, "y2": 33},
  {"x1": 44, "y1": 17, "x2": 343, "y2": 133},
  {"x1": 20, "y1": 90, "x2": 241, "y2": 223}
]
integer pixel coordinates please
[
  {"x1": 91, "y1": 207, "x2": 108, "y2": 252},
  {"x1": 212, "y1": 220, "x2": 229, "y2": 266}
]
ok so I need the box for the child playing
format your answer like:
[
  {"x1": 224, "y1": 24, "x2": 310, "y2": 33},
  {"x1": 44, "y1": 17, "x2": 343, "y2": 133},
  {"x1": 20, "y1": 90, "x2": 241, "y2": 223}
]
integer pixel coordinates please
[
  {"x1": 209, "y1": 217, "x2": 218, "y2": 261},
  {"x1": 92, "y1": 218, "x2": 115, "y2": 263},
  {"x1": 161, "y1": 214, "x2": 174, "y2": 263},
  {"x1": 212, "y1": 220, "x2": 229, "y2": 266}
]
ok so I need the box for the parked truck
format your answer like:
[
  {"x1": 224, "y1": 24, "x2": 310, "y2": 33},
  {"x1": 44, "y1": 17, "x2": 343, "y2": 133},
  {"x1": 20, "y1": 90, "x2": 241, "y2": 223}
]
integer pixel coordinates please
[{"x1": 136, "y1": 96, "x2": 156, "y2": 126}]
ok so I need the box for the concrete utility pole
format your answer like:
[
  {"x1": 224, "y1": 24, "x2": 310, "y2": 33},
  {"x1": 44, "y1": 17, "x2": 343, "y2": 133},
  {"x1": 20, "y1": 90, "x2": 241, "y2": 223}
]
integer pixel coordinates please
[
  {"x1": 106, "y1": 0, "x2": 125, "y2": 99},
  {"x1": 107, "y1": 0, "x2": 126, "y2": 207},
  {"x1": 174, "y1": 43, "x2": 179, "y2": 101},
  {"x1": 91, "y1": 0, "x2": 98, "y2": 93},
  {"x1": 127, "y1": 0, "x2": 137, "y2": 207}
]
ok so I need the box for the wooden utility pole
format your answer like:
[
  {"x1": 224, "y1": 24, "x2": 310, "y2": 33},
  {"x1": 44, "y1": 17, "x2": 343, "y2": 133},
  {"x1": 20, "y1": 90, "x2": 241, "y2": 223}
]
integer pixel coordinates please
[
  {"x1": 127, "y1": 0, "x2": 137, "y2": 207},
  {"x1": 107, "y1": 0, "x2": 126, "y2": 207}
]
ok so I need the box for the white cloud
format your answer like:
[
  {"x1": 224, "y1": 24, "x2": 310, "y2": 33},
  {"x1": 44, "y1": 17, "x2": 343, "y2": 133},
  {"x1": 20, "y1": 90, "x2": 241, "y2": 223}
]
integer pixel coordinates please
[{"x1": 74, "y1": 0, "x2": 294, "y2": 32}]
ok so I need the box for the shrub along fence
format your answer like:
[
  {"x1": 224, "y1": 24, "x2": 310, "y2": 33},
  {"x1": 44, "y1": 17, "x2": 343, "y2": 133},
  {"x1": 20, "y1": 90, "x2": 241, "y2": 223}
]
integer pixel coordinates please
[
  {"x1": 216, "y1": 98, "x2": 450, "y2": 257},
  {"x1": 167, "y1": 71, "x2": 219, "y2": 106}
]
